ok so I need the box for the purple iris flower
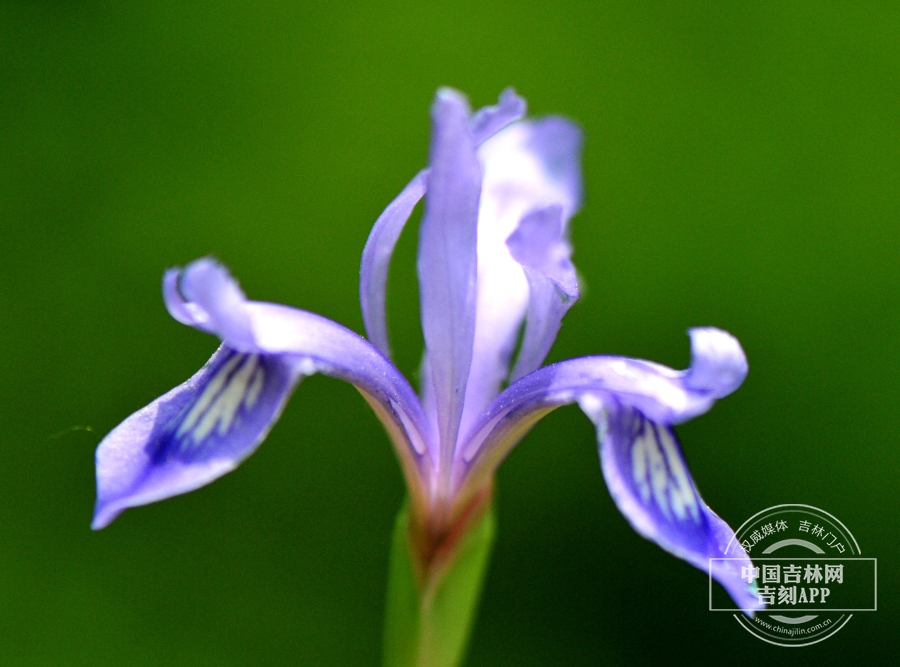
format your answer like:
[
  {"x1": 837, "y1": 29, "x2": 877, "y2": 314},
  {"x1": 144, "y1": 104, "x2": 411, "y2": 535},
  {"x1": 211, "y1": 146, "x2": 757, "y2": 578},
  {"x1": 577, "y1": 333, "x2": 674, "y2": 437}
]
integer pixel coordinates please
[{"x1": 93, "y1": 88, "x2": 760, "y2": 613}]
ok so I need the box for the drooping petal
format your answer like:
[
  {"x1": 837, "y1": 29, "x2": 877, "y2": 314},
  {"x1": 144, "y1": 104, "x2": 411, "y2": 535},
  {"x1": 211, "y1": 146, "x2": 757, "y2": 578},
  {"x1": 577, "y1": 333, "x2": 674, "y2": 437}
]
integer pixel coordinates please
[
  {"x1": 582, "y1": 400, "x2": 761, "y2": 614},
  {"x1": 453, "y1": 327, "x2": 758, "y2": 612},
  {"x1": 417, "y1": 89, "x2": 483, "y2": 480},
  {"x1": 460, "y1": 328, "x2": 747, "y2": 473},
  {"x1": 93, "y1": 346, "x2": 301, "y2": 529},
  {"x1": 458, "y1": 118, "x2": 583, "y2": 440},
  {"x1": 94, "y1": 259, "x2": 432, "y2": 529},
  {"x1": 506, "y1": 205, "x2": 579, "y2": 382},
  {"x1": 359, "y1": 89, "x2": 526, "y2": 358}
]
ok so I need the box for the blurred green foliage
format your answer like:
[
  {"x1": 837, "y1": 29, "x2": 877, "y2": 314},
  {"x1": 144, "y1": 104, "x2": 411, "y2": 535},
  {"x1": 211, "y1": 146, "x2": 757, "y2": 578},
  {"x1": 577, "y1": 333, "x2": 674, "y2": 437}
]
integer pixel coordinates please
[{"x1": 1, "y1": 1, "x2": 897, "y2": 664}]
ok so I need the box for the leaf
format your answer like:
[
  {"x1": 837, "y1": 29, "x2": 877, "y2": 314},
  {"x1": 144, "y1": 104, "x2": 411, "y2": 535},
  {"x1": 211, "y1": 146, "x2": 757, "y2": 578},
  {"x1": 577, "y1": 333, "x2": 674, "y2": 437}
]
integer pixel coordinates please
[{"x1": 382, "y1": 498, "x2": 496, "y2": 667}]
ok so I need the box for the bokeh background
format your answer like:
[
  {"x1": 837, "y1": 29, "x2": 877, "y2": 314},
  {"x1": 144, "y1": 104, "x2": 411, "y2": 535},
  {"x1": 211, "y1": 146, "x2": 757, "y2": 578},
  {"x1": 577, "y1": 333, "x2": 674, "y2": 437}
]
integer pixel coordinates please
[{"x1": 2, "y1": 1, "x2": 897, "y2": 664}]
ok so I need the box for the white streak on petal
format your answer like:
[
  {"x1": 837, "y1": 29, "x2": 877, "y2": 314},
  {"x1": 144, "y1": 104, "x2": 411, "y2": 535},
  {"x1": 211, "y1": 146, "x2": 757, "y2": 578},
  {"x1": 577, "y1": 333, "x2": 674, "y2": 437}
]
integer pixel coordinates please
[
  {"x1": 245, "y1": 366, "x2": 265, "y2": 408},
  {"x1": 192, "y1": 354, "x2": 257, "y2": 441},
  {"x1": 214, "y1": 354, "x2": 259, "y2": 436},
  {"x1": 645, "y1": 426, "x2": 671, "y2": 520},
  {"x1": 177, "y1": 353, "x2": 243, "y2": 436},
  {"x1": 657, "y1": 426, "x2": 701, "y2": 522},
  {"x1": 631, "y1": 436, "x2": 651, "y2": 503}
]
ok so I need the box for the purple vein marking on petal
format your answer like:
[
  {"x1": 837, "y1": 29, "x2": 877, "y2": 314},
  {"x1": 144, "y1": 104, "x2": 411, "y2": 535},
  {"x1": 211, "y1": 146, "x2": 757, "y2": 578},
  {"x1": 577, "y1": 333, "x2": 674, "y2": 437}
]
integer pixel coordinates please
[
  {"x1": 418, "y1": 88, "x2": 482, "y2": 482},
  {"x1": 92, "y1": 345, "x2": 303, "y2": 530},
  {"x1": 587, "y1": 399, "x2": 762, "y2": 613},
  {"x1": 358, "y1": 90, "x2": 526, "y2": 361},
  {"x1": 148, "y1": 349, "x2": 294, "y2": 465},
  {"x1": 94, "y1": 297, "x2": 436, "y2": 530}
]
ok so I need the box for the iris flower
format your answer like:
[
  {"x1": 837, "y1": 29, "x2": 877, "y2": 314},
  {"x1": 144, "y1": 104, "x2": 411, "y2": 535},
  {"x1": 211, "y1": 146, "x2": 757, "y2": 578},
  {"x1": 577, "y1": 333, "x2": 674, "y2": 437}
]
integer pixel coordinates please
[{"x1": 92, "y1": 88, "x2": 759, "y2": 616}]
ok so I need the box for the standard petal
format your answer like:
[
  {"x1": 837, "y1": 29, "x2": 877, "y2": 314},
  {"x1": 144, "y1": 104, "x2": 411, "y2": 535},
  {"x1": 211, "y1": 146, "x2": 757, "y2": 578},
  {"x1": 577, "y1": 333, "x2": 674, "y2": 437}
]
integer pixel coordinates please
[
  {"x1": 583, "y1": 400, "x2": 761, "y2": 613},
  {"x1": 95, "y1": 260, "x2": 433, "y2": 528},
  {"x1": 506, "y1": 205, "x2": 579, "y2": 383},
  {"x1": 417, "y1": 88, "x2": 482, "y2": 479},
  {"x1": 468, "y1": 87, "x2": 527, "y2": 145},
  {"x1": 458, "y1": 118, "x2": 583, "y2": 440},
  {"x1": 359, "y1": 169, "x2": 428, "y2": 356},
  {"x1": 359, "y1": 90, "x2": 526, "y2": 358}
]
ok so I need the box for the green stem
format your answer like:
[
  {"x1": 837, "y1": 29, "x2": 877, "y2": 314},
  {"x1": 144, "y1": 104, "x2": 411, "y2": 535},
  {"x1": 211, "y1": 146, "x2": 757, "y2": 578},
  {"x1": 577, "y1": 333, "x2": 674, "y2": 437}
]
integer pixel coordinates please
[{"x1": 382, "y1": 493, "x2": 496, "y2": 667}]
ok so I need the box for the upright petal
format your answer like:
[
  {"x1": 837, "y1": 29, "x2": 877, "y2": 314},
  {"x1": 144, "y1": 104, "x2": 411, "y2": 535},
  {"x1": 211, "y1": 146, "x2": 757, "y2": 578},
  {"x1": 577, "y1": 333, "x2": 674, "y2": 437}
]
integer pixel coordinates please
[
  {"x1": 452, "y1": 328, "x2": 757, "y2": 612},
  {"x1": 359, "y1": 90, "x2": 526, "y2": 358},
  {"x1": 417, "y1": 89, "x2": 482, "y2": 481},
  {"x1": 94, "y1": 259, "x2": 431, "y2": 528},
  {"x1": 458, "y1": 118, "x2": 583, "y2": 440},
  {"x1": 359, "y1": 169, "x2": 428, "y2": 357},
  {"x1": 506, "y1": 205, "x2": 579, "y2": 382},
  {"x1": 468, "y1": 88, "x2": 528, "y2": 145}
]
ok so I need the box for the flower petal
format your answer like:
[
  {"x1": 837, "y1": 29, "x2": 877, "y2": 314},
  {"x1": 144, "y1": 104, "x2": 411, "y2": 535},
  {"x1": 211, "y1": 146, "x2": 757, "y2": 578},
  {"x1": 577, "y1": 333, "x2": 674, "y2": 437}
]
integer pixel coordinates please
[
  {"x1": 163, "y1": 258, "x2": 255, "y2": 350},
  {"x1": 460, "y1": 328, "x2": 747, "y2": 472},
  {"x1": 359, "y1": 169, "x2": 428, "y2": 356},
  {"x1": 93, "y1": 346, "x2": 300, "y2": 529},
  {"x1": 458, "y1": 118, "x2": 583, "y2": 440},
  {"x1": 359, "y1": 89, "x2": 526, "y2": 358},
  {"x1": 452, "y1": 328, "x2": 758, "y2": 612},
  {"x1": 468, "y1": 87, "x2": 528, "y2": 145},
  {"x1": 582, "y1": 400, "x2": 761, "y2": 614},
  {"x1": 417, "y1": 88, "x2": 482, "y2": 478},
  {"x1": 684, "y1": 326, "x2": 748, "y2": 398},
  {"x1": 95, "y1": 259, "x2": 432, "y2": 528},
  {"x1": 506, "y1": 205, "x2": 579, "y2": 382}
]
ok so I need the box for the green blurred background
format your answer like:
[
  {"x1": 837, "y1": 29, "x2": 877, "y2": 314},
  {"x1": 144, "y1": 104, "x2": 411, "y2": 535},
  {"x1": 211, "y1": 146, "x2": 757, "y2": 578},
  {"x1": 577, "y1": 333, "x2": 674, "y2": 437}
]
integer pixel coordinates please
[{"x1": 1, "y1": 1, "x2": 897, "y2": 664}]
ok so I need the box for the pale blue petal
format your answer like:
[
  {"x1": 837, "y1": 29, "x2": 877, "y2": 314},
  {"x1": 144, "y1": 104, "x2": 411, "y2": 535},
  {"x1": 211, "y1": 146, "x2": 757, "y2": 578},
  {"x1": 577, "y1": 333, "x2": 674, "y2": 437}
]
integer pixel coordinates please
[
  {"x1": 95, "y1": 259, "x2": 432, "y2": 528},
  {"x1": 359, "y1": 169, "x2": 428, "y2": 356},
  {"x1": 452, "y1": 328, "x2": 757, "y2": 613},
  {"x1": 359, "y1": 90, "x2": 526, "y2": 358},
  {"x1": 468, "y1": 88, "x2": 527, "y2": 145},
  {"x1": 684, "y1": 326, "x2": 748, "y2": 398},
  {"x1": 163, "y1": 257, "x2": 255, "y2": 350},
  {"x1": 584, "y1": 401, "x2": 762, "y2": 614},
  {"x1": 506, "y1": 205, "x2": 579, "y2": 382},
  {"x1": 417, "y1": 88, "x2": 482, "y2": 478},
  {"x1": 460, "y1": 328, "x2": 747, "y2": 473},
  {"x1": 93, "y1": 346, "x2": 300, "y2": 529},
  {"x1": 458, "y1": 118, "x2": 583, "y2": 440}
]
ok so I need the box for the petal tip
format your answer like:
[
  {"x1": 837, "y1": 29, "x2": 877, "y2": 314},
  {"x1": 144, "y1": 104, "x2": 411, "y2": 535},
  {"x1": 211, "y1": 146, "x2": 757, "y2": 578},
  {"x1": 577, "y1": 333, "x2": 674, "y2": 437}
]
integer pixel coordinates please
[
  {"x1": 90, "y1": 502, "x2": 120, "y2": 531},
  {"x1": 686, "y1": 327, "x2": 748, "y2": 398},
  {"x1": 434, "y1": 87, "x2": 472, "y2": 116},
  {"x1": 163, "y1": 258, "x2": 255, "y2": 350}
]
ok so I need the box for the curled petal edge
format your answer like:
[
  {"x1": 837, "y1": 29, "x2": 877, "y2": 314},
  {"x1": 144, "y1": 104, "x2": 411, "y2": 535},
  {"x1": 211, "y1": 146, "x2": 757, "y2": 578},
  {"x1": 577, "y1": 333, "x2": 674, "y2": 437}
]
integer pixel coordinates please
[{"x1": 95, "y1": 260, "x2": 433, "y2": 528}]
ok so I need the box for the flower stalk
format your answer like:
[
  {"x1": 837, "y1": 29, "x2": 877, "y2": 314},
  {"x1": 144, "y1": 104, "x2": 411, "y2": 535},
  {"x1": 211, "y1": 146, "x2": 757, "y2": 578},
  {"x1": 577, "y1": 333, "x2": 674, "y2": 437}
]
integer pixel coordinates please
[{"x1": 384, "y1": 486, "x2": 495, "y2": 667}]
